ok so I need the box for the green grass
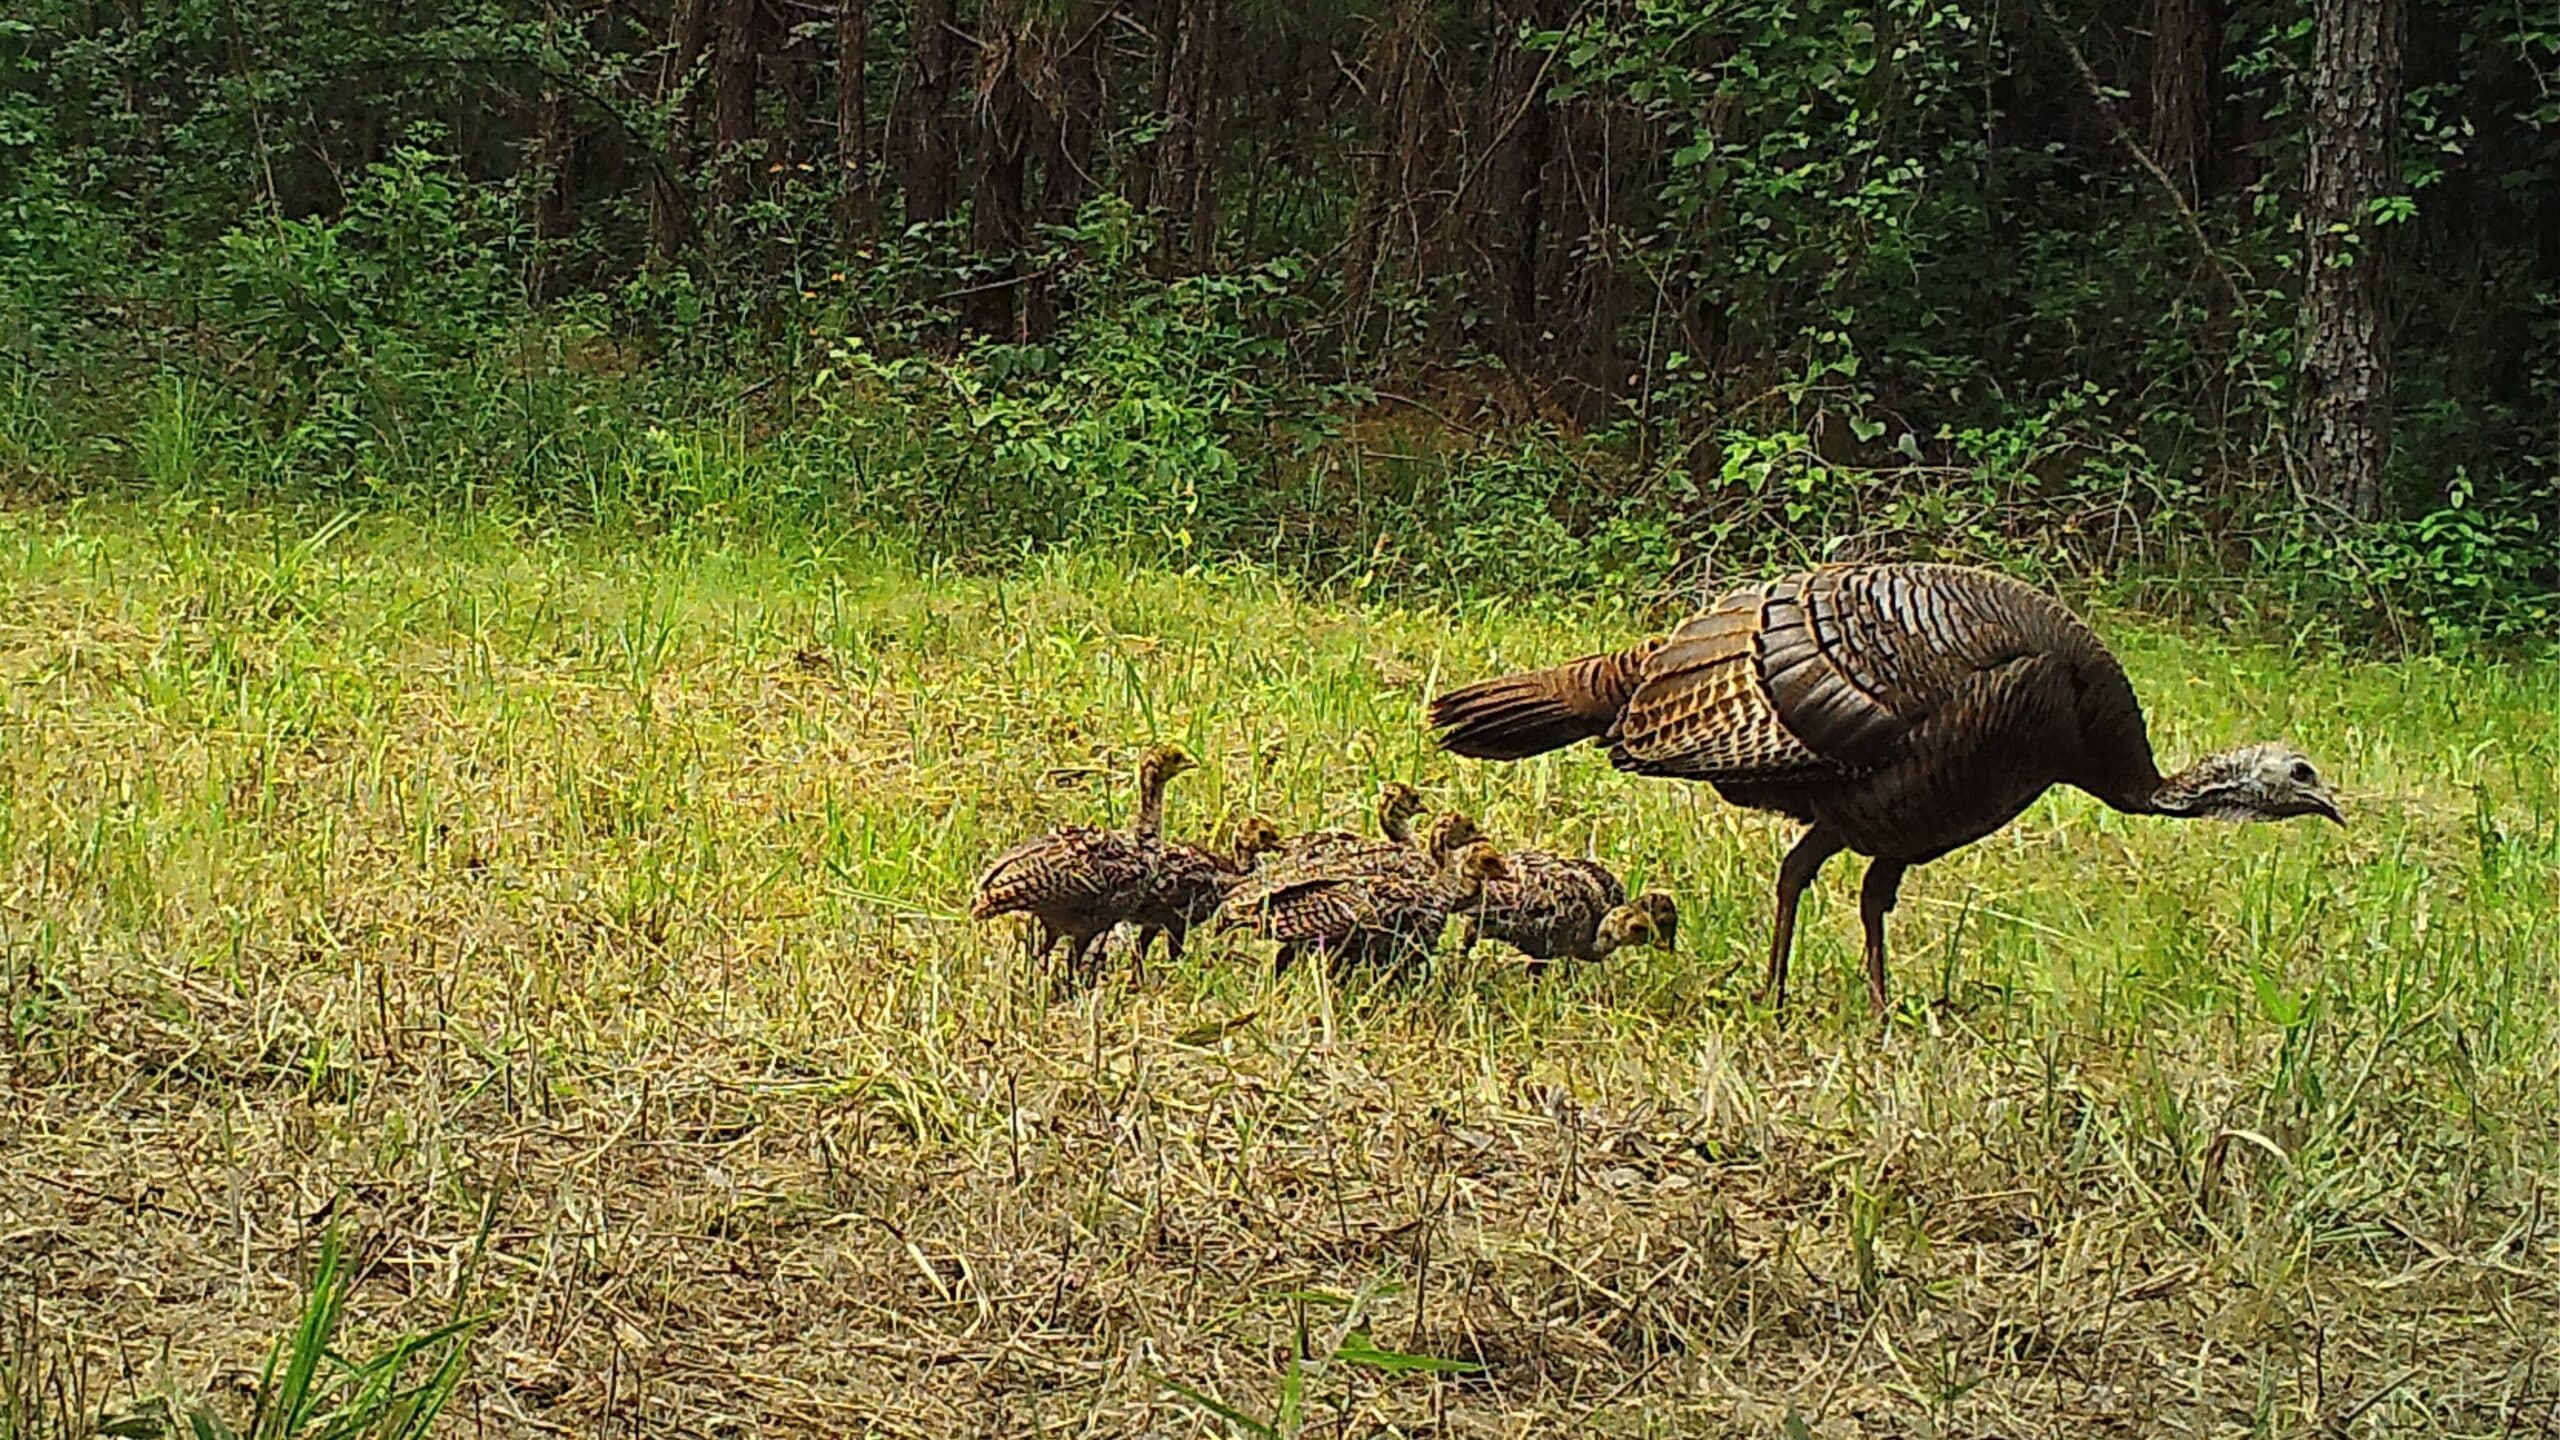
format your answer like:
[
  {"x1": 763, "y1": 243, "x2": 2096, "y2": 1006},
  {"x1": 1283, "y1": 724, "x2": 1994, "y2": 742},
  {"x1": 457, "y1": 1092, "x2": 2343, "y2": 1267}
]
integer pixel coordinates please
[{"x1": 2, "y1": 498, "x2": 2555, "y2": 1436}]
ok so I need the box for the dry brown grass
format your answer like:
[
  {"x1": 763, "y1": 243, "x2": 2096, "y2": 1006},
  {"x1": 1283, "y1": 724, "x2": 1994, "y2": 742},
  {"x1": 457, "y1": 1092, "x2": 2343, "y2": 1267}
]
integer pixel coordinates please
[{"x1": 4, "y1": 505, "x2": 2557, "y2": 1437}]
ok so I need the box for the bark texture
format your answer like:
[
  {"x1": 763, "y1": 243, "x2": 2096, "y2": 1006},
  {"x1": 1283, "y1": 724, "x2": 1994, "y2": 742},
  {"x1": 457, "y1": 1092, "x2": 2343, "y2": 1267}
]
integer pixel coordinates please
[
  {"x1": 2297, "y1": 0, "x2": 2403, "y2": 522},
  {"x1": 650, "y1": 0, "x2": 710, "y2": 265},
  {"x1": 2146, "y1": 0, "x2": 2221, "y2": 202},
  {"x1": 709, "y1": 0, "x2": 759, "y2": 249},
  {"x1": 902, "y1": 0, "x2": 959, "y2": 228},
  {"x1": 836, "y1": 0, "x2": 870, "y2": 237}
]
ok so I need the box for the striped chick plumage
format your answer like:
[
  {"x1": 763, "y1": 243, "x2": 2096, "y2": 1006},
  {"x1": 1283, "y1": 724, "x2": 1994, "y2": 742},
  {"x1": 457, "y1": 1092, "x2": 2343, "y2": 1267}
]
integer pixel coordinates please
[
  {"x1": 970, "y1": 745, "x2": 1197, "y2": 980},
  {"x1": 1130, "y1": 815, "x2": 1284, "y2": 969},
  {"x1": 969, "y1": 824, "x2": 1160, "y2": 977},
  {"x1": 1217, "y1": 814, "x2": 1504, "y2": 976},
  {"x1": 1455, "y1": 850, "x2": 1625, "y2": 969}
]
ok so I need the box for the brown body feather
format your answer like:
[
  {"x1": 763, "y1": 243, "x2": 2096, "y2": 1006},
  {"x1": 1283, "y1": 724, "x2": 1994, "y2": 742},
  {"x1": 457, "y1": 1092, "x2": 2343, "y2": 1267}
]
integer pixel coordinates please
[
  {"x1": 1224, "y1": 789, "x2": 1445, "y2": 916},
  {"x1": 1454, "y1": 850, "x2": 1626, "y2": 965},
  {"x1": 1453, "y1": 849, "x2": 1681, "y2": 972},
  {"x1": 970, "y1": 746, "x2": 1199, "y2": 981},
  {"x1": 1130, "y1": 817, "x2": 1282, "y2": 968},
  {"x1": 1217, "y1": 817, "x2": 1503, "y2": 977},
  {"x1": 969, "y1": 824, "x2": 1159, "y2": 977}
]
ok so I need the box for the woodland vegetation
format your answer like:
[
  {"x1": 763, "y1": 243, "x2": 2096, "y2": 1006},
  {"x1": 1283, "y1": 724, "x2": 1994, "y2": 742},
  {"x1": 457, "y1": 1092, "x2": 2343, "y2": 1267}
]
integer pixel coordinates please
[{"x1": 1, "y1": 0, "x2": 2553, "y2": 638}]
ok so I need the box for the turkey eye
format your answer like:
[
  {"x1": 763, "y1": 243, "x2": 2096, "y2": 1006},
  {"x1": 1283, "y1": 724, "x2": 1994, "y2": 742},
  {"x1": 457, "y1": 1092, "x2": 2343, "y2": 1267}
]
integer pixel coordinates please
[{"x1": 2289, "y1": 762, "x2": 2315, "y2": 784}]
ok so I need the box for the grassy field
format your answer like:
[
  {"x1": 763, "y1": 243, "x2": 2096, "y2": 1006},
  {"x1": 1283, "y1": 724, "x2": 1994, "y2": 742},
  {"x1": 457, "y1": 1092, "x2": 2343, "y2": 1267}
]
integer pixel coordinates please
[{"x1": 3, "y1": 499, "x2": 2557, "y2": 1438}]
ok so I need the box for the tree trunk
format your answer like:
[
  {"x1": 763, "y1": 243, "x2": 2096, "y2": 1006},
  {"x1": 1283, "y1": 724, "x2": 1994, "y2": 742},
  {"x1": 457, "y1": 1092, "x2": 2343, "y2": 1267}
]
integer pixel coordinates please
[
  {"x1": 902, "y1": 0, "x2": 959, "y2": 229},
  {"x1": 2297, "y1": 0, "x2": 2402, "y2": 523},
  {"x1": 836, "y1": 0, "x2": 870, "y2": 238},
  {"x1": 968, "y1": 0, "x2": 1033, "y2": 337},
  {"x1": 2146, "y1": 0, "x2": 2221, "y2": 203},
  {"x1": 1341, "y1": 0, "x2": 1427, "y2": 351},
  {"x1": 1153, "y1": 0, "x2": 1215, "y2": 264},
  {"x1": 652, "y1": 0, "x2": 711, "y2": 266},
  {"x1": 1130, "y1": 0, "x2": 1177, "y2": 236},
  {"x1": 532, "y1": 77, "x2": 574, "y2": 301},
  {"x1": 1185, "y1": 9, "x2": 1218, "y2": 265},
  {"x1": 1041, "y1": 18, "x2": 1104, "y2": 224},
  {"x1": 709, "y1": 0, "x2": 760, "y2": 254},
  {"x1": 777, "y1": 16, "x2": 815, "y2": 172},
  {"x1": 1026, "y1": 18, "x2": 1106, "y2": 337},
  {"x1": 1500, "y1": 0, "x2": 1563, "y2": 355}
]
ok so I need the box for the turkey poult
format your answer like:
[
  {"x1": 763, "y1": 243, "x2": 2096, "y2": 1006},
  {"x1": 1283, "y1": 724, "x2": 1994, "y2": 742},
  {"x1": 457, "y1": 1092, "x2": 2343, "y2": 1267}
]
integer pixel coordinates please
[
  {"x1": 1590, "y1": 892, "x2": 1682, "y2": 963},
  {"x1": 1276, "y1": 782, "x2": 1426, "y2": 866},
  {"x1": 1217, "y1": 782, "x2": 1431, "y2": 917},
  {"x1": 1216, "y1": 813, "x2": 1508, "y2": 976},
  {"x1": 1428, "y1": 562, "x2": 2344, "y2": 1015},
  {"x1": 1130, "y1": 814, "x2": 1286, "y2": 971},
  {"x1": 969, "y1": 745, "x2": 1199, "y2": 980},
  {"x1": 1456, "y1": 850, "x2": 1680, "y2": 973}
]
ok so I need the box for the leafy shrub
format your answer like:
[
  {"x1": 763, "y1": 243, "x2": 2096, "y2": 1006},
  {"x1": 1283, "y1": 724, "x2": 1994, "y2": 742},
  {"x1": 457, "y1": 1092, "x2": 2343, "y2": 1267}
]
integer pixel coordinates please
[
  {"x1": 802, "y1": 200, "x2": 1357, "y2": 559},
  {"x1": 2253, "y1": 474, "x2": 2560, "y2": 645},
  {"x1": 198, "y1": 133, "x2": 525, "y2": 476},
  {"x1": 0, "y1": 19, "x2": 127, "y2": 357}
]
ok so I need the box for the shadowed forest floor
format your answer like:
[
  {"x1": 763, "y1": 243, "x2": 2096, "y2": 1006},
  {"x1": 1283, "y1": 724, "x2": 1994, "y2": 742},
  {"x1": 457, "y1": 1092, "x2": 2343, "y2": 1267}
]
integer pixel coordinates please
[{"x1": 3, "y1": 503, "x2": 2557, "y2": 1437}]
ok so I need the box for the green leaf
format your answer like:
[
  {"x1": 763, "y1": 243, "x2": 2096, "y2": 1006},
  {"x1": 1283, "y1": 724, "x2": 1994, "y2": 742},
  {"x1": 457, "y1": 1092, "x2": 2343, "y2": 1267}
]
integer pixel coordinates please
[
  {"x1": 1172, "y1": 1010, "x2": 1260, "y2": 1047},
  {"x1": 1150, "y1": 1373, "x2": 1276, "y2": 1438},
  {"x1": 2252, "y1": 969, "x2": 2304, "y2": 1029},
  {"x1": 1333, "y1": 1333, "x2": 1483, "y2": 1374},
  {"x1": 96, "y1": 1403, "x2": 176, "y2": 1440},
  {"x1": 1275, "y1": 1360, "x2": 1305, "y2": 1437}
]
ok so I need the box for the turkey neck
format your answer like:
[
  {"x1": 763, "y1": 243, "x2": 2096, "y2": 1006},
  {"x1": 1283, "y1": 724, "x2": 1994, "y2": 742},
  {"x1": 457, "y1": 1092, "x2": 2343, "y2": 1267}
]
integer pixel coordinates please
[
  {"x1": 2128, "y1": 753, "x2": 2246, "y2": 818},
  {"x1": 1133, "y1": 762, "x2": 1172, "y2": 837},
  {"x1": 2055, "y1": 657, "x2": 2180, "y2": 817},
  {"x1": 2083, "y1": 745, "x2": 2268, "y2": 818}
]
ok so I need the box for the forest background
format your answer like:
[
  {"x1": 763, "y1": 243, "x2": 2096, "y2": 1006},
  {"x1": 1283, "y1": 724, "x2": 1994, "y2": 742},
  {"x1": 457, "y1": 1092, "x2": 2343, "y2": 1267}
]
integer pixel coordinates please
[{"x1": 2, "y1": 0, "x2": 2552, "y2": 640}]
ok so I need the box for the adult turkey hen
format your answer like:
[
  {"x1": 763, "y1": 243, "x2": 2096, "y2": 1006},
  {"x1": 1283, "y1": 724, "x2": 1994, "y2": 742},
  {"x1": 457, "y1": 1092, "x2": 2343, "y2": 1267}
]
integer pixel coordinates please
[{"x1": 1426, "y1": 562, "x2": 2343, "y2": 1015}]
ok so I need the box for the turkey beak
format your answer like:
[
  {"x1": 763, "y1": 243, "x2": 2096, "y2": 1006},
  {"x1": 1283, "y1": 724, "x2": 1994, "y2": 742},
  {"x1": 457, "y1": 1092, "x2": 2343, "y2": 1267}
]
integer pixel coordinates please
[{"x1": 2307, "y1": 791, "x2": 2345, "y2": 826}]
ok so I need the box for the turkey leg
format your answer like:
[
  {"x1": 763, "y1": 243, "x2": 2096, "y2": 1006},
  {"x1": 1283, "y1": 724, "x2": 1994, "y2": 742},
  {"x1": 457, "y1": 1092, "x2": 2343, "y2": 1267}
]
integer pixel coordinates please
[
  {"x1": 1859, "y1": 860, "x2": 1908, "y2": 1018},
  {"x1": 1067, "y1": 928, "x2": 1106, "y2": 986},
  {"x1": 1762, "y1": 828, "x2": 1845, "y2": 1008}
]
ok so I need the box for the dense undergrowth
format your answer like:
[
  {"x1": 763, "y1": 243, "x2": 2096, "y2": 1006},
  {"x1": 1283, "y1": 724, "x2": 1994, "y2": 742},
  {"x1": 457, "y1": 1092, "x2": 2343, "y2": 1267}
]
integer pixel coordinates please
[{"x1": 3, "y1": 146, "x2": 2553, "y2": 649}]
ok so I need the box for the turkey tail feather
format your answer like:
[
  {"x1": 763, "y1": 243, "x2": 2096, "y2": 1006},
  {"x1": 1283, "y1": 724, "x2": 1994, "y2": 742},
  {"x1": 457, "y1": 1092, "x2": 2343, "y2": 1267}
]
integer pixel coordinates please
[{"x1": 1429, "y1": 645, "x2": 1655, "y2": 760}]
